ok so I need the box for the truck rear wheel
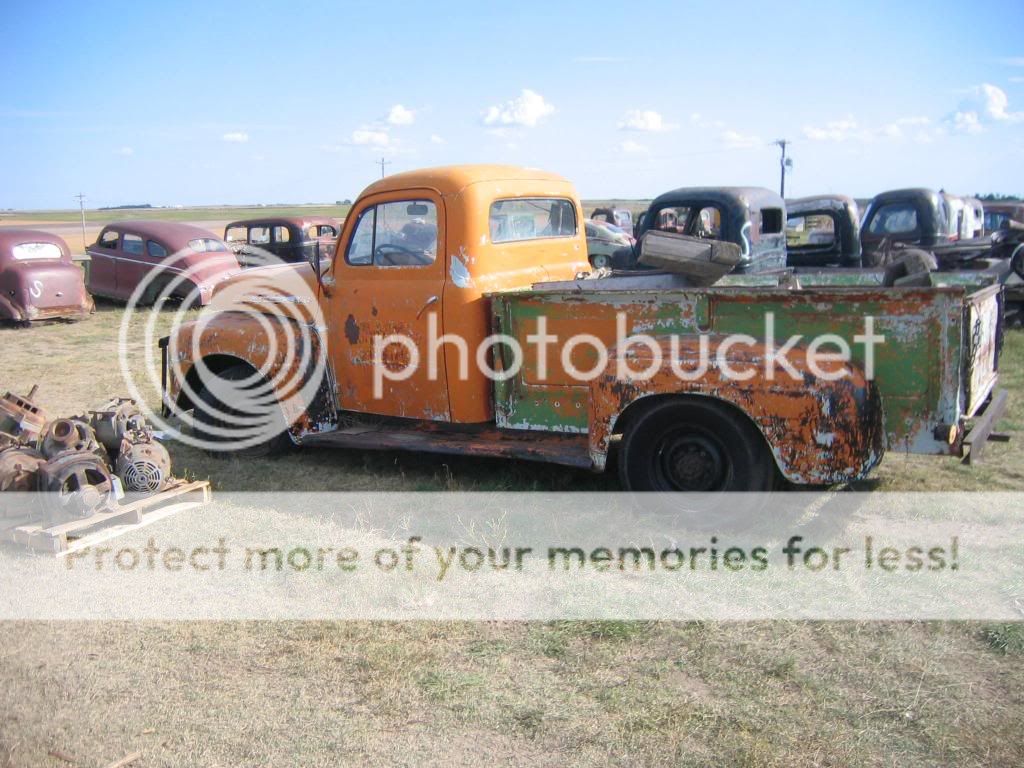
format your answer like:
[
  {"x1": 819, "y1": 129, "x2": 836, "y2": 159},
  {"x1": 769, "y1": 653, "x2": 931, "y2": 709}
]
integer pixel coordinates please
[
  {"x1": 193, "y1": 364, "x2": 293, "y2": 458},
  {"x1": 617, "y1": 398, "x2": 774, "y2": 492}
]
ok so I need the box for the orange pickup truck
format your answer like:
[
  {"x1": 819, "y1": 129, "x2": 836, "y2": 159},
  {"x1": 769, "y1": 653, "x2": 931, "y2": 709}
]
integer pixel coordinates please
[{"x1": 160, "y1": 165, "x2": 1006, "y2": 491}]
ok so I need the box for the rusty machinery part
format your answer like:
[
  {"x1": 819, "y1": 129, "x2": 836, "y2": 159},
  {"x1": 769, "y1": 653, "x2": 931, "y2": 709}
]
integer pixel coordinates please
[
  {"x1": 40, "y1": 418, "x2": 103, "y2": 460},
  {"x1": 37, "y1": 452, "x2": 115, "y2": 520},
  {"x1": 0, "y1": 446, "x2": 45, "y2": 492},
  {"x1": 114, "y1": 432, "x2": 171, "y2": 494},
  {"x1": 86, "y1": 398, "x2": 147, "y2": 456},
  {"x1": 0, "y1": 386, "x2": 48, "y2": 449}
]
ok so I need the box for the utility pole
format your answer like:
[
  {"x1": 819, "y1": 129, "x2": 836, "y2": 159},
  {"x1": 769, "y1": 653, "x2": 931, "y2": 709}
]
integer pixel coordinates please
[
  {"x1": 74, "y1": 193, "x2": 87, "y2": 250},
  {"x1": 377, "y1": 157, "x2": 392, "y2": 178},
  {"x1": 773, "y1": 140, "x2": 792, "y2": 198}
]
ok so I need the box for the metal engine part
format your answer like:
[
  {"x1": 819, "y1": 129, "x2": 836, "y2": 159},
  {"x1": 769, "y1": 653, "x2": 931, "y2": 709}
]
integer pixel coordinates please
[
  {"x1": 115, "y1": 433, "x2": 171, "y2": 494},
  {"x1": 0, "y1": 446, "x2": 46, "y2": 518},
  {"x1": 87, "y1": 398, "x2": 146, "y2": 456},
  {"x1": 40, "y1": 418, "x2": 102, "y2": 460},
  {"x1": 0, "y1": 386, "x2": 48, "y2": 449},
  {"x1": 37, "y1": 452, "x2": 115, "y2": 520}
]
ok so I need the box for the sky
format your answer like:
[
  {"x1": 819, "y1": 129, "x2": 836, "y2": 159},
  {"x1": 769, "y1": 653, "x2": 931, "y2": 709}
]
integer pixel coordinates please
[{"x1": 2, "y1": 0, "x2": 1024, "y2": 210}]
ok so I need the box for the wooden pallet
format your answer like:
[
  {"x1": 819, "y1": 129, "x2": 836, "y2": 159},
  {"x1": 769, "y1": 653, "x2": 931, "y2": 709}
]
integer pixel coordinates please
[{"x1": 1, "y1": 479, "x2": 211, "y2": 556}]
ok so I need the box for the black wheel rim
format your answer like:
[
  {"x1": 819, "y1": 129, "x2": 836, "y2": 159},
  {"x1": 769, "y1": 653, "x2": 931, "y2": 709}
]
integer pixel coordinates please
[{"x1": 654, "y1": 429, "x2": 730, "y2": 491}]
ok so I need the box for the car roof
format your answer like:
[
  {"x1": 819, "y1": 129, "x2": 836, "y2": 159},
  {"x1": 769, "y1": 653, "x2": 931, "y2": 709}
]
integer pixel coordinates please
[
  {"x1": 360, "y1": 164, "x2": 570, "y2": 198},
  {"x1": 224, "y1": 216, "x2": 338, "y2": 230},
  {"x1": 0, "y1": 228, "x2": 71, "y2": 254},
  {"x1": 100, "y1": 220, "x2": 222, "y2": 250},
  {"x1": 650, "y1": 186, "x2": 784, "y2": 211},
  {"x1": 786, "y1": 195, "x2": 858, "y2": 215}
]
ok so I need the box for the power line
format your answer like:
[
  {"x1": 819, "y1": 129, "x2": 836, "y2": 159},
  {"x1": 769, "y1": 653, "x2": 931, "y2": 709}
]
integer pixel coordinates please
[
  {"x1": 377, "y1": 157, "x2": 392, "y2": 178},
  {"x1": 773, "y1": 140, "x2": 792, "y2": 198},
  {"x1": 73, "y1": 193, "x2": 87, "y2": 250}
]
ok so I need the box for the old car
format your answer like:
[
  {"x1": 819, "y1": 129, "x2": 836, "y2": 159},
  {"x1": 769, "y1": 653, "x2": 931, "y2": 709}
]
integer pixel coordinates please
[
  {"x1": 860, "y1": 188, "x2": 956, "y2": 265},
  {"x1": 585, "y1": 219, "x2": 633, "y2": 269},
  {"x1": 590, "y1": 207, "x2": 634, "y2": 234},
  {"x1": 785, "y1": 195, "x2": 862, "y2": 268},
  {"x1": 0, "y1": 229, "x2": 93, "y2": 323},
  {"x1": 224, "y1": 216, "x2": 340, "y2": 268},
  {"x1": 86, "y1": 221, "x2": 241, "y2": 305},
  {"x1": 162, "y1": 165, "x2": 1005, "y2": 491},
  {"x1": 984, "y1": 202, "x2": 1024, "y2": 231},
  {"x1": 627, "y1": 187, "x2": 787, "y2": 273}
]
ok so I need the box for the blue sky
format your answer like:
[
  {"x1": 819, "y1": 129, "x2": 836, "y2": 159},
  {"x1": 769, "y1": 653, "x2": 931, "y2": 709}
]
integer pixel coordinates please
[{"x1": 2, "y1": 0, "x2": 1023, "y2": 209}]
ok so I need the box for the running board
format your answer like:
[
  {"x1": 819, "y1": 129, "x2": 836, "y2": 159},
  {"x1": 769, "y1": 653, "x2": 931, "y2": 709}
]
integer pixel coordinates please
[{"x1": 300, "y1": 423, "x2": 593, "y2": 469}]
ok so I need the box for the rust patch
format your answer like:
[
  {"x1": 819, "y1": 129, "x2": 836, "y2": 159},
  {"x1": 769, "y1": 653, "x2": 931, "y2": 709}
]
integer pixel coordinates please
[{"x1": 344, "y1": 314, "x2": 360, "y2": 344}]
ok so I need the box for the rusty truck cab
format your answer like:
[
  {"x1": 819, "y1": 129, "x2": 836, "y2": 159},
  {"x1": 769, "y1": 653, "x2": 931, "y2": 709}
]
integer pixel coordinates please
[
  {"x1": 860, "y1": 188, "x2": 954, "y2": 266},
  {"x1": 322, "y1": 165, "x2": 590, "y2": 424},
  {"x1": 785, "y1": 195, "x2": 862, "y2": 268},
  {"x1": 224, "y1": 216, "x2": 340, "y2": 268},
  {"x1": 634, "y1": 187, "x2": 787, "y2": 273}
]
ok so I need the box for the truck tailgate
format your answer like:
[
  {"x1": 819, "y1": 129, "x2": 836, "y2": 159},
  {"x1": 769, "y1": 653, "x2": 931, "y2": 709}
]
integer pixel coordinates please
[{"x1": 964, "y1": 284, "x2": 1001, "y2": 417}]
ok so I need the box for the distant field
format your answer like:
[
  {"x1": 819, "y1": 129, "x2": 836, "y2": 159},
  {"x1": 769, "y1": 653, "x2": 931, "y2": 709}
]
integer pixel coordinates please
[{"x1": 0, "y1": 204, "x2": 353, "y2": 226}]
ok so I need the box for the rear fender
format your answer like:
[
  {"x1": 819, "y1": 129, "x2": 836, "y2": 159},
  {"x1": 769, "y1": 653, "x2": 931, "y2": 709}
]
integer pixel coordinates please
[{"x1": 588, "y1": 335, "x2": 885, "y2": 484}]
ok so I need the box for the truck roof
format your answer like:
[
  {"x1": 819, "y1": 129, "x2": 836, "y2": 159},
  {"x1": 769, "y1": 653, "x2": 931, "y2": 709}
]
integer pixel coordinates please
[
  {"x1": 650, "y1": 186, "x2": 783, "y2": 211},
  {"x1": 360, "y1": 165, "x2": 571, "y2": 198}
]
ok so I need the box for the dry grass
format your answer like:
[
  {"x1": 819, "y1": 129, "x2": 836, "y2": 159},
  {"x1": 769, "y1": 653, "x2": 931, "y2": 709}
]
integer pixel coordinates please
[{"x1": 1, "y1": 304, "x2": 1023, "y2": 766}]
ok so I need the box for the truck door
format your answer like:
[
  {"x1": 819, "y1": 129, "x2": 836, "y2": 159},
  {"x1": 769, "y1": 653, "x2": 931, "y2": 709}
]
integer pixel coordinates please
[{"x1": 330, "y1": 192, "x2": 450, "y2": 421}]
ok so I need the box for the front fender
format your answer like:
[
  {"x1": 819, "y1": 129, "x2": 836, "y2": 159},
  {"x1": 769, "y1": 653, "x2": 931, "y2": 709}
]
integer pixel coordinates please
[
  {"x1": 588, "y1": 335, "x2": 885, "y2": 484},
  {"x1": 164, "y1": 311, "x2": 336, "y2": 439}
]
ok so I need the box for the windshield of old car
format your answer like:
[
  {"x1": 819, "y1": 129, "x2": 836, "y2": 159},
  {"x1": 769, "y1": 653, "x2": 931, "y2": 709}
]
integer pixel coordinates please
[
  {"x1": 12, "y1": 242, "x2": 62, "y2": 260},
  {"x1": 346, "y1": 200, "x2": 438, "y2": 266},
  {"x1": 188, "y1": 238, "x2": 229, "y2": 253},
  {"x1": 489, "y1": 198, "x2": 576, "y2": 243},
  {"x1": 225, "y1": 226, "x2": 246, "y2": 243},
  {"x1": 867, "y1": 203, "x2": 918, "y2": 235}
]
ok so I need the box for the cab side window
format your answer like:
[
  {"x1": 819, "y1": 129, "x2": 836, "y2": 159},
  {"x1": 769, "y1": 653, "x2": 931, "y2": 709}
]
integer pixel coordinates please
[
  {"x1": 147, "y1": 240, "x2": 168, "y2": 258},
  {"x1": 272, "y1": 226, "x2": 291, "y2": 244},
  {"x1": 346, "y1": 200, "x2": 438, "y2": 267},
  {"x1": 123, "y1": 234, "x2": 144, "y2": 256}
]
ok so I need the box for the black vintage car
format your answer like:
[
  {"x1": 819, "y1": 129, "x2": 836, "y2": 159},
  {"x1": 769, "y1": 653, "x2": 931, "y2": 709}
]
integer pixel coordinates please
[
  {"x1": 224, "y1": 216, "x2": 340, "y2": 268},
  {"x1": 629, "y1": 187, "x2": 787, "y2": 273}
]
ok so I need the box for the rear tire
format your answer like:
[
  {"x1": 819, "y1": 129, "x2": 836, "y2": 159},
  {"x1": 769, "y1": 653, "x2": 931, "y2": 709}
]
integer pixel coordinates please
[
  {"x1": 617, "y1": 398, "x2": 774, "y2": 492},
  {"x1": 193, "y1": 364, "x2": 293, "y2": 458}
]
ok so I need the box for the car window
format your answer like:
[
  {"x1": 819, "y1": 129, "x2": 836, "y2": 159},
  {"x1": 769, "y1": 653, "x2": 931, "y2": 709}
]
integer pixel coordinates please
[
  {"x1": 12, "y1": 242, "x2": 62, "y2": 260},
  {"x1": 652, "y1": 206, "x2": 689, "y2": 233},
  {"x1": 250, "y1": 227, "x2": 271, "y2": 245},
  {"x1": 98, "y1": 230, "x2": 120, "y2": 249},
  {"x1": 489, "y1": 198, "x2": 576, "y2": 243},
  {"x1": 225, "y1": 226, "x2": 246, "y2": 243},
  {"x1": 868, "y1": 203, "x2": 919, "y2": 235},
  {"x1": 346, "y1": 200, "x2": 438, "y2": 266},
  {"x1": 787, "y1": 214, "x2": 836, "y2": 248},
  {"x1": 695, "y1": 207, "x2": 722, "y2": 238},
  {"x1": 147, "y1": 240, "x2": 168, "y2": 258},
  {"x1": 319, "y1": 225, "x2": 337, "y2": 237},
  {"x1": 123, "y1": 234, "x2": 144, "y2": 256},
  {"x1": 272, "y1": 226, "x2": 291, "y2": 244},
  {"x1": 188, "y1": 238, "x2": 229, "y2": 253}
]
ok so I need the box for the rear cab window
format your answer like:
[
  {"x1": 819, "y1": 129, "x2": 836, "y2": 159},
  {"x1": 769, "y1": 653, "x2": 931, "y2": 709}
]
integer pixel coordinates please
[
  {"x1": 489, "y1": 198, "x2": 576, "y2": 243},
  {"x1": 787, "y1": 213, "x2": 837, "y2": 248},
  {"x1": 867, "y1": 203, "x2": 919, "y2": 235}
]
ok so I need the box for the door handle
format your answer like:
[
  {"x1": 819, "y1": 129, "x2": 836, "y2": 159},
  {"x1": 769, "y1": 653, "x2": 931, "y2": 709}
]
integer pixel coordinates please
[{"x1": 417, "y1": 295, "x2": 439, "y2": 319}]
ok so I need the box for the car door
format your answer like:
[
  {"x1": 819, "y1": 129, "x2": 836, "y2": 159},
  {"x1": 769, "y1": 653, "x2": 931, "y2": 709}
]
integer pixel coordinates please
[
  {"x1": 329, "y1": 192, "x2": 450, "y2": 421},
  {"x1": 115, "y1": 232, "x2": 148, "y2": 298},
  {"x1": 87, "y1": 228, "x2": 120, "y2": 297}
]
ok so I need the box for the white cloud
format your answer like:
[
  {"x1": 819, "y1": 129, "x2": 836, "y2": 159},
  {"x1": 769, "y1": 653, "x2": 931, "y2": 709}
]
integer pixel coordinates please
[
  {"x1": 1011, "y1": 76, "x2": 1024, "y2": 83},
  {"x1": 1001, "y1": 56, "x2": 1024, "y2": 66},
  {"x1": 721, "y1": 130, "x2": 762, "y2": 149},
  {"x1": 947, "y1": 83, "x2": 1023, "y2": 133},
  {"x1": 802, "y1": 117, "x2": 863, "y2": 142},
  {"x1": 114, "y1": 146, "x2": 134, "y2": 156},
  {"x1": 429, "y1": 134, "x2": 445, "y2": 144},
  {"x1": 386, "y1": 104, "x2": 415, "y2": 126},
  {"x1": 350, "y1": 128, "x2": 391, "y2": 147},
  {"x1": 618, "y1": 109, "x2": 675, "y2": 132},
  {"x1": 619, "y1": 140, "x2": 648, "y2": 154},
  {"x1": 482, "y1": 89, "x2": 554, "y2": 128},
  {"x1": 879, "y1": 116, "x2": 932, "y2": 139},
  {"x1": 222, "y1": 132, "x2": 249, "y2": 143}
]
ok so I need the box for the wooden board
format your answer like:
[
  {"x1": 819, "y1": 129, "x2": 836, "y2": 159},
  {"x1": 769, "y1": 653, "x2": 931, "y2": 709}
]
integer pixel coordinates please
[{"x1": 1, "y1": 479, "x2": 211, "y2": 556}]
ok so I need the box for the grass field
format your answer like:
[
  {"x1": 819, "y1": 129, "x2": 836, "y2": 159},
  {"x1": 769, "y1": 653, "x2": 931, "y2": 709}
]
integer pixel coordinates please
[{"x1": 1, "y1": 303, "x2": 1023, "y2": 766}]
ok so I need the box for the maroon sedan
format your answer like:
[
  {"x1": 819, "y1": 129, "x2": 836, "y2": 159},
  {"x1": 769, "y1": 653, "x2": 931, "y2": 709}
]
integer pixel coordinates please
[
  {"x1": 86, "y1": 221, "x2": 241, "y2": 305},
  {"x1": 0, "y1": 228, "x2": 93, "y2": 323}
]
